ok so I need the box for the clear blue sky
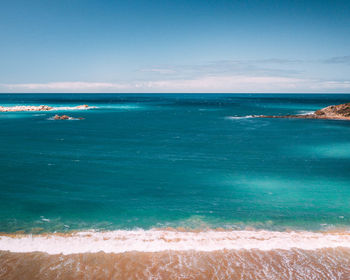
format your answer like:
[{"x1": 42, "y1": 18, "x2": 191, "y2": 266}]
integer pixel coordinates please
[{"x1": 0, "y1": 0, "x2": 349, "y2": 93}]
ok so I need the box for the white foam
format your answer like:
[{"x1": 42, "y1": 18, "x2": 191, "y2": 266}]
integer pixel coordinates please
[
  {"x1": 297, "y1": 110, "x2": 315, "y2": 115},
  {"x1": 50, "y1": 105, "x2": 97, "y2": 111},
  {"x1": 226, "y1": 115, "x2": 255, "y2": 120},
  {"x1": 1, "y1": 230, "x2": 350, "y2": 255}
]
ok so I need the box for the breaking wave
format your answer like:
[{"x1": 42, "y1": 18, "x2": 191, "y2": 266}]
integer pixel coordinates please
[
  {"x1": 225, "y1": 115, "x2": 255, "y2": 120},
  {"x1": 1, "y1": 229, "x2": 350, "y2": 255},
  {"x1": 1, "y1": 229, "x2": 350, "y2": 279}
]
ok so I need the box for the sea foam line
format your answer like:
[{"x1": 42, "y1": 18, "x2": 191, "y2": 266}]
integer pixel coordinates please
[
  {"x1": 225, "y1": 115, "x2": 255, "y2": 120},
  {"x1": 1, "y1": 230, "x2": 350, "y2": 255}
]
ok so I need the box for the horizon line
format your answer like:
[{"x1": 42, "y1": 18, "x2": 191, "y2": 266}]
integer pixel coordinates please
[{"x1": 1, "y1": 92, "x2": 350, "y2": 95}]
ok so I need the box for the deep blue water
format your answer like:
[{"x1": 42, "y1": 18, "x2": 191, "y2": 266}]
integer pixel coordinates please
[{"x1": 1, "y1": 94, "x2": 350, "y2": 233}]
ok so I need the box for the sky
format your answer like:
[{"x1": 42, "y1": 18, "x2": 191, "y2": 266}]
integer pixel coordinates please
[{"x1": 0, "y1": 0, "x2": 349, "y2": 93}]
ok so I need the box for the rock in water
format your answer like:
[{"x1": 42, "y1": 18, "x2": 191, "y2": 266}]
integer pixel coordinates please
[
  {"x1": 52, "y1": 115, "x2": 84, "y2": 120},
  {"x1": 53, "y1": 115, "x2": 70, "y2": 120}
]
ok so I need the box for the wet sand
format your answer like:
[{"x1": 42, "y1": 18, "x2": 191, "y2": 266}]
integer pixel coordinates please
[{"x1": 1, "y1": 248, "x2": 350, "y2": 280}]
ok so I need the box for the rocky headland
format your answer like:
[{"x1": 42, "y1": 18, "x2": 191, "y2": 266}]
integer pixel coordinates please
[
  {"x1": 0, "y1": 104, "x2": 95, "y2": 112},
  {"x1": 256, "y1": 102, "x2": 350, "y2": 121}
]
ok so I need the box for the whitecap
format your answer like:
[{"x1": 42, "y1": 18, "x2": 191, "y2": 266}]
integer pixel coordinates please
[
  {"x1": 297, "y1": 110, "x2": 315, "y2": 115},
  {"x1": 225, "y1": 115, "x2": 255, "y2": 120}
]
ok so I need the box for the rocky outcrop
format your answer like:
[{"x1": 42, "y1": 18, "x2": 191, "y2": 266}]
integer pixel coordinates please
[
  {"x1": 314, "y1": 103, "x2": 350, "y2": 118},
  {"x1": 0, "y1": 104, "x2": 95, "y2": 112},
  {"x1": 257, "y1": 102, "x2": 350, "y2": 121},
  {"x1": 53, "y1": 115, "x2": 84, "y2": 120}
]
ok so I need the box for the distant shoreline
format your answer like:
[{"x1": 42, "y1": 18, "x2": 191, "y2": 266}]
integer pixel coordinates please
[
  {"x1": 0, "y1": 104, "x2": 95, "y2": 112},
  {"x1": 1, "y1": 92, "x2": 350, "y2": 95}
]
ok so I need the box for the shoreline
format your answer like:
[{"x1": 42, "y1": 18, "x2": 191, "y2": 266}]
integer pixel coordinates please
[{"x1": 1, "y1": 228, "x2": 350, "y2": 254}]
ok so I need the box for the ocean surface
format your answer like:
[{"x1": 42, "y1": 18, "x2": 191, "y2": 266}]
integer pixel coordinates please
[{"x1": 1, "y1": 93, "x2": 350, "y2": 279}]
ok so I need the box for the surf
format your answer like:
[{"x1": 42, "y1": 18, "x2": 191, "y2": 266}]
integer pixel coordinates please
[{"x1": 1, "y1": 229, "x2": 350, "y2": 255}]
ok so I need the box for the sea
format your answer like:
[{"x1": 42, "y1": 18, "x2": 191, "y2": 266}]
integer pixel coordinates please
[{"x1": 1, "y1": 93, "x2": 350, "y2": 279}]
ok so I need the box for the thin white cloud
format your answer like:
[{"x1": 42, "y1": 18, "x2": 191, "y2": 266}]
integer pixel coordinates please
[
  {"x1": 2, "y1": 75, "x2": 350, "y2": 93},
  {"x1": 323, "y1": 56, "x2": 350, "y2": 64},
  {"x1": 138, "y1": 60, "x2": 301, "y2": 78},
  {"x1": 4, "y1": 82, "x2": 129, "y2": 91},
  {"x1": 143, "y1": 76, "x2": 304, "y2": 92},
  {"x1": 2, "y1": 56, "x2": 349, "y2": 93},
  {"x1": 315, "y1": 80, "x2": 350, "y2": 89}
]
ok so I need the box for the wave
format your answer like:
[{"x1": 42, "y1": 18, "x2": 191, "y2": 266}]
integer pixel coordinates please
[
  {"x1": 50, "y1": 105, "x2": 97, "y2": 111},
  {"x1": 297, "y1": 110, "x2": 315, "y2": 115},
  {"x1": 1, "y1": 229, "x2": 350, "y2": 255},
  {"x1": 226, "y1": 115, "x2": 255, "y2": 120},
  {"x1": 226, "y1": 111, "x2": 316, "y2": 120}
]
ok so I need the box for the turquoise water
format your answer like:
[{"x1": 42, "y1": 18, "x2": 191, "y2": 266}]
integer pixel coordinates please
[{"x1": 1, "y1": 94, "x2": 350, "y2": 233}]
